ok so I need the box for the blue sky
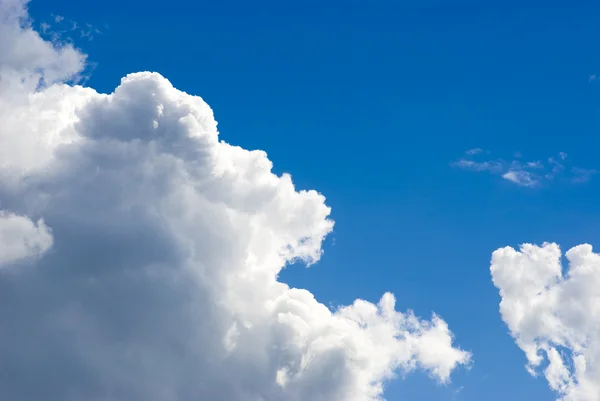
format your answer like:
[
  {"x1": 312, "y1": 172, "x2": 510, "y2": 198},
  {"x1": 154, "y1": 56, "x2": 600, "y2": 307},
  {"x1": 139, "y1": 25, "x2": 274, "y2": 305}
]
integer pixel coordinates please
[{"x1": 24, "y1": 0, "x2": 600, "y2": 399}]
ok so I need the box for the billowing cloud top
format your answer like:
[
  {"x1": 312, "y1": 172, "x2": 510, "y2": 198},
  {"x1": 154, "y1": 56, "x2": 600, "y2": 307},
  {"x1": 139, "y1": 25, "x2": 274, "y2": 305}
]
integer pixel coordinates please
[{"x1": 0, "y1": 1, "x2": 470, "y2": 400}]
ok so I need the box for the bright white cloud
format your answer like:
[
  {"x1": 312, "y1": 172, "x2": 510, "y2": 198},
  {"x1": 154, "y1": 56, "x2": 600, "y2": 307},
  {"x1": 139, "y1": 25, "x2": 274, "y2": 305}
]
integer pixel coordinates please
[
  {"x1": 491, "y1": 242, "x2": 600, "y2": 401},
  {"x1": 0, "y1": 2, "x2": 471, "y2": 400},
  {"x1": 0, "y1": 0, "x2": 85, "y2": 90},
  {"x1": 0, "y1": 211, "x2": 53, "y2": 266},
  {"x1": 452, "y1": 150, "x2": 593, "y2": 187}
]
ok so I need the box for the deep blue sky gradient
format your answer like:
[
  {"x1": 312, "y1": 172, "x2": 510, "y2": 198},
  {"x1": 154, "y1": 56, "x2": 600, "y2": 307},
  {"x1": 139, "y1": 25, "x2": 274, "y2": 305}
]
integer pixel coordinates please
[{"x1": 29, "y1": 1, "x2": 600, "y2": 399}]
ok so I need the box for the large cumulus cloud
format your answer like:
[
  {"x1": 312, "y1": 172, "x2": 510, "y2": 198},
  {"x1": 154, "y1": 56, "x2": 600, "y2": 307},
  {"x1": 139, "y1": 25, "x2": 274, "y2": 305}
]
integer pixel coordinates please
[
  {"x1": 492, "y1": 243, "x2": 600, "y2": 401},
  {"x1": 0, "y1": 2, "x2": 471, "y2": 400}
]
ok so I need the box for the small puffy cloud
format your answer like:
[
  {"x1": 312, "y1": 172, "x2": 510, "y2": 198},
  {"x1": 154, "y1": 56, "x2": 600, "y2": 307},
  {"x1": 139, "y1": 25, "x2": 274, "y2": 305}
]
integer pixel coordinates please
[
  {"x1": 0, "y1": 212, "x2": 53, "y2": 266},
  {"x1": 491, "y1": 243, "x2": 600, "y2": 401},
  {"x1": 526, "y1": 161, "x2": 543, "y2": 169},
  {"x1": 502, "y1": 170, "x2": 537, "y2": 187},
  {"x1": 0, "y1": 2, "x2": 471, "y2": 400},
  {"x1": 452, "y1": 150, "x2": 593, "y2": 187}
]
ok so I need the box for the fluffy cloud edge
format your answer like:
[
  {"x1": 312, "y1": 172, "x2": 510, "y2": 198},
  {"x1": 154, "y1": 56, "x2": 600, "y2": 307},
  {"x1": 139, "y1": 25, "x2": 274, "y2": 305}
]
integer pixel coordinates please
[
  {"x1": 0, "y1": 211, "x2": 53, "y2": 266},
  {"x1": 491, "y1": 242, "x2": 600, "y2": 401}
]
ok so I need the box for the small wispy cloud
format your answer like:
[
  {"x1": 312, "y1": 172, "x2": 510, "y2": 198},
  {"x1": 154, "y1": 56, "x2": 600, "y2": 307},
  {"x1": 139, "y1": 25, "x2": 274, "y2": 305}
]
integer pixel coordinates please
[
  {"x1": 590, "y1": 74, "x2": 598, "y2": 83},
  {"x1": 451, "y1": 159, "x2": 503, "y2": 173},
  {"x1": 465, "y1": 148, "x2": 484, "y2": 155},
  {"x1": 451, "y1": 385, "x2": 465, "y2": 401},
  {"x1": 39, "y1": 22, "x2": 51, "y2": 34},
  {"x1": 502, "y1": 170, "x2": 537, "y2": 187},
  {"x1": 39, "y1": 14, "x2": 103, "y2": 43},
  {"x1": 571, "y1": 167, "x2": 598, "y2": 183},
  {"x1": 526, "y1": 161, "x2": 543, "y2": 169},
  {"x1": 452, "y1": 150, "x2": 594, "y2": 187}
]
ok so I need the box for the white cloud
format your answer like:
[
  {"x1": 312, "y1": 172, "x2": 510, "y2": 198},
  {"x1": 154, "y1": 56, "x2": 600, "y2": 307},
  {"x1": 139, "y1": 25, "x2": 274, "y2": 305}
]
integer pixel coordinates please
[
  {"x1": 0, "y1": 0, "x2": 85, "y2": 91},
  {"x1": 451, "y1": 159, "x2": 503, "y2": 173},
  {"x1": 491, "y1": 243, "x2": 600, "y2": 401},
  {"x1": 0, "y1": 2, "x2": 471, "y2": 400},
  {"x1": 527, "y1": 161, "x2": 543, "y2": 169},
  {"x1": 0, "y1": 211, "x2": 53, "y2": 266},
  {"x1": 502, "y1": 170, "x2": 538, "y2": 187},
  {"x1": 453, "y1": 150, "x2": 594, "y2": 187}
]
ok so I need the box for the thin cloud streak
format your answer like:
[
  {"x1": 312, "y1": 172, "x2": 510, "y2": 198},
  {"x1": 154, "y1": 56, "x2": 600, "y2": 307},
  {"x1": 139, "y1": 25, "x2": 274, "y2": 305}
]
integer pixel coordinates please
[{"x1": 452, "y1": 150, "x2": 594, "y2": 187}]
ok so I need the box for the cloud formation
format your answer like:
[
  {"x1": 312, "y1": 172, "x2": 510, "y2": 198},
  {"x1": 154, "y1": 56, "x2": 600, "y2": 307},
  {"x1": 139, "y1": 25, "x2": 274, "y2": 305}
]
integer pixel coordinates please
[
  {"x1": 452, "y1": 149, "x2": 596, "y2": 187},
  {"x1": 0, "y1": 212, "x2": 53, "y2": 266},
  {"x1": 465, "y1": 148, "x2": 484, "y2": 155},
  {"x1": 0, "y1": 2, "x2": 470, "y2": 400},
  {"x1": 502, "y1": 170, "x2": 537, "y2": 187},
  {"x1": 39, "y1": 12, "x2": 102, "y2": 42},
  {"x1": 0, "y1": 0, "x2": 85, "y2": 90},
  {"x1": 491, "y1": 243, "x2": 600, "y2": 401}
]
